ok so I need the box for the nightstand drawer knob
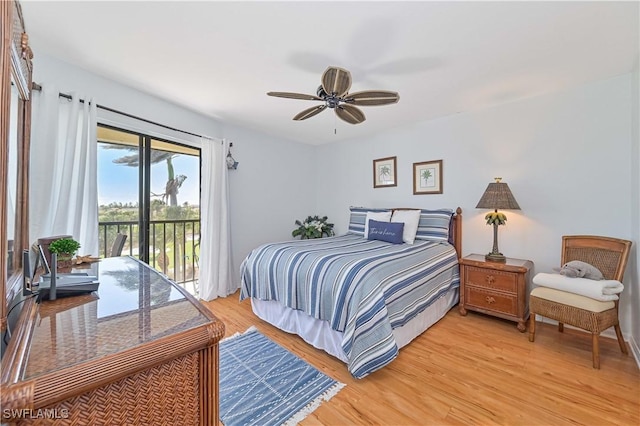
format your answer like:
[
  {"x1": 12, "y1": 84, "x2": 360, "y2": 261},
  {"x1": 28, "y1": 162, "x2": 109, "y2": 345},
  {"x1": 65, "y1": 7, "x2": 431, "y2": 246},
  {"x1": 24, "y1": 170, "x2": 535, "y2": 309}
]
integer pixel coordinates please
[
  {"x1": 486, "y1": 296, "x2": 496, "y2": 304},
  {"x1": 486, "y1": 275, "x2": 495, "y2": 285}
]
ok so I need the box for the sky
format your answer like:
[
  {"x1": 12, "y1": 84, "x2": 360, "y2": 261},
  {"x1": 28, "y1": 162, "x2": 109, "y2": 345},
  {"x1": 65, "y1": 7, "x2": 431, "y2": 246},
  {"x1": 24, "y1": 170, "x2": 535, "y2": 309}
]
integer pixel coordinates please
[{"x1": 97, "y1": 145, "x2": 200, "y2": 207}]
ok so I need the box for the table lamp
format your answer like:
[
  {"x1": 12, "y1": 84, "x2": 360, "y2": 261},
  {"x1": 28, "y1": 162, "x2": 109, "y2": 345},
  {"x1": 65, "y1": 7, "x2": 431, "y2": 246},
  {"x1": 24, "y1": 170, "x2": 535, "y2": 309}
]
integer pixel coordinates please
[{"x1": 476, "y1": 177, "x2": 520, "y2": 262}]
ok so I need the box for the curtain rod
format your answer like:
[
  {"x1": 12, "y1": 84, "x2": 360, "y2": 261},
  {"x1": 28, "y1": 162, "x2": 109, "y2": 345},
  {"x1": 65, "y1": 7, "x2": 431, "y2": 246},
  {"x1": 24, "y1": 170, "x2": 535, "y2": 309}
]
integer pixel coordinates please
[{"x1": 31, "y1": 82, "x2": 208, "y2": 139}]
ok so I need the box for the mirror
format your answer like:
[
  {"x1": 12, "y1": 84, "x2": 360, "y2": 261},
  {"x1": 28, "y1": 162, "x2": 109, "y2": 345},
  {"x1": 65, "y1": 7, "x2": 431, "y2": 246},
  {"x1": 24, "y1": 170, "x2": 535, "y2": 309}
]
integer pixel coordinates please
[
  {"x1": 1, "y1": 0, "x2": 33, "y2": 331},
  {"x1": 7, "y1": 82, "x2": 19, "y2": 278}
]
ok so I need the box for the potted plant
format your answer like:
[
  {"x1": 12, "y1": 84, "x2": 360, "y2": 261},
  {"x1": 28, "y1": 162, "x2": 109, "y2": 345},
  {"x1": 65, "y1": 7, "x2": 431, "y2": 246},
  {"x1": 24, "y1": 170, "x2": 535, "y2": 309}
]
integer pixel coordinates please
[
  {"x1": 292, "y1": 215, "x2": 335, "y2": 239},
  {"x1": 49, "y1": 237, "x2": 81, "y2": 270}
]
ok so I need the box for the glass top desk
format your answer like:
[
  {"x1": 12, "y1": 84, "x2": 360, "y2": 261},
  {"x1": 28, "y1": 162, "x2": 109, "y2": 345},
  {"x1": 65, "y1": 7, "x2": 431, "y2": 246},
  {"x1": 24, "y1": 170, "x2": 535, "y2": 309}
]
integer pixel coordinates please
[{"x1": 1, "y1": 256, "x2": 225, "y2": 424}]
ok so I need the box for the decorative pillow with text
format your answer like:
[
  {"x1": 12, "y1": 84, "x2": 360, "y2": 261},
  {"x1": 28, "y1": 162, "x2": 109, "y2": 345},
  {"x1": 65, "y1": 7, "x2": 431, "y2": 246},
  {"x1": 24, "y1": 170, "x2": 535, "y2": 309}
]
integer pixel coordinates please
[{"x1": 367, "y1": 219, "x2": 405, "y2": 244}]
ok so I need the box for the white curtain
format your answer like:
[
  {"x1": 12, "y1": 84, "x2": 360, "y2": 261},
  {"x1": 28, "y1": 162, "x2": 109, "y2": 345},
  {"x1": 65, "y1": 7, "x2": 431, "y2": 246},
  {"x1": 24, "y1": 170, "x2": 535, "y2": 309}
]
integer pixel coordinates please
[
  {"x1": 30, "y1": 84, "x2": 99, "y2": 255},
  {"x1": 199, "y1": 137, "x2": 235, "y2": 300}
]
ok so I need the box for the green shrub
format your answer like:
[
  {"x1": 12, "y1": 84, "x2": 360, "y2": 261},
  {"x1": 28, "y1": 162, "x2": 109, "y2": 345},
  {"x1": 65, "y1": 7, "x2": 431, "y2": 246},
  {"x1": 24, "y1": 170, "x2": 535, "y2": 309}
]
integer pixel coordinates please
[
  {"x1": 292, "y1": 216, "x2": 335, "y2": 239},
  {"x1": 49, "y1": 238, "x2": 81, "y2": 256}
]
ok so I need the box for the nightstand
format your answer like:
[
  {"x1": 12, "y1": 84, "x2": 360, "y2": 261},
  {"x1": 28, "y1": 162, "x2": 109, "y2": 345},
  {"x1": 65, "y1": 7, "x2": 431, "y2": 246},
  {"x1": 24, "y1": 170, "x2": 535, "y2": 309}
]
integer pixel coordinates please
[{"x1": 459, "y1": 254, "x2": 533, "y2": 332}]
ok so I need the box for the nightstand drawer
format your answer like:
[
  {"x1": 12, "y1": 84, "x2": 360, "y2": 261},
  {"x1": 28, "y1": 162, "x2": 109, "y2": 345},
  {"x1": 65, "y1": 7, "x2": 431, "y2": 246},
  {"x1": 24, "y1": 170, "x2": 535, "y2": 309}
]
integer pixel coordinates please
[
  {"x1": 465, "y1": 286, "x2": 517, "y2": 316},
  {"x1": 466, "y1": 267, "x2": 517, "y2": 294}
]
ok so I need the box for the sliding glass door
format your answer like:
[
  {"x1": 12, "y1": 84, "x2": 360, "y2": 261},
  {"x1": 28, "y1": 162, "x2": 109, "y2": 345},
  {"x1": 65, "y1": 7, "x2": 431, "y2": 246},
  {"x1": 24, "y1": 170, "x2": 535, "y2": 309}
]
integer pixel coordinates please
[{"x1": 97, "y1": 125, "x2": 201, "y2": 288}]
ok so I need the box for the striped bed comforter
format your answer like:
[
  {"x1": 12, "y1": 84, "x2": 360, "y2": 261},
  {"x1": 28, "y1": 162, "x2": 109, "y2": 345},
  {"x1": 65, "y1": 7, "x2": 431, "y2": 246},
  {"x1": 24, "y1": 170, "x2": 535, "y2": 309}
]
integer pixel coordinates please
[{"x1": 240, "y1": 234, "x2": 460, "y2": 378}]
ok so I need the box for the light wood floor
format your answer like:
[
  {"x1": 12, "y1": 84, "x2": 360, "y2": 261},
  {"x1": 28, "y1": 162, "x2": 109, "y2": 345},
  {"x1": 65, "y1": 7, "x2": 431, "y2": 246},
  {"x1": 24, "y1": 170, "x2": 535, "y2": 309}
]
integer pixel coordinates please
[{"x1": 203, "y1": 291, "x2": 640, "y2": 426}]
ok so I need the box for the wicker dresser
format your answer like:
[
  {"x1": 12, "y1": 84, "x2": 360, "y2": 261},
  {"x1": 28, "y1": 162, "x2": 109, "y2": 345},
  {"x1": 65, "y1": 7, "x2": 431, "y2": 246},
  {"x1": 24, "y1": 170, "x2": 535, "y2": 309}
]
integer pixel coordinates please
[
  {"x1": 459, "y1": 254, "x2": 533, "y2": 332},
  {"x1": 1, "y1": 256, "x2": 225, "y2": 425}
]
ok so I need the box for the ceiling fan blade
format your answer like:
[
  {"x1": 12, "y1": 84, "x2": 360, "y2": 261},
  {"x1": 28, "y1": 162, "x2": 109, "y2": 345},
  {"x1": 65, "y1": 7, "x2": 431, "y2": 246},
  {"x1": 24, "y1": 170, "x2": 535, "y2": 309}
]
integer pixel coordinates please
[
  {"x1": 267, "y1": 91, "x2": 322, "y2": 101},
  {"x1": 345, "y1": 90, "x2": 400, "y2": 106},
  {"x1": 335, "y1": 104, "x2": 366, "y2": 125},
  {"x1": 321, "y1": 66, "x2": 352, "y2": 97},
  {"x1": 293, "y1": 105, "x2": 327, "y2": 121}
]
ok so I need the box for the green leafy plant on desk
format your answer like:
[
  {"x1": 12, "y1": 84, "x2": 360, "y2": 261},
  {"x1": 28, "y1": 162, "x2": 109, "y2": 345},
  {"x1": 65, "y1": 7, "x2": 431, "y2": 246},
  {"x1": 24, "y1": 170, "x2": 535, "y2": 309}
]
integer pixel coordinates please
[{"x1": 49, "y1": 237, "x2": 81, "y2": 269}]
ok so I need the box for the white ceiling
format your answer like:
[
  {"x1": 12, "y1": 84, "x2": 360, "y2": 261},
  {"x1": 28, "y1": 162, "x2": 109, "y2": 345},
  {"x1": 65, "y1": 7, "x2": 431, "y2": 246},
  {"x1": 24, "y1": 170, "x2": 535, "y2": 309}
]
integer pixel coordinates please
[{"x1": 20, "y1": 1, "x2": 639, "y2": 145}]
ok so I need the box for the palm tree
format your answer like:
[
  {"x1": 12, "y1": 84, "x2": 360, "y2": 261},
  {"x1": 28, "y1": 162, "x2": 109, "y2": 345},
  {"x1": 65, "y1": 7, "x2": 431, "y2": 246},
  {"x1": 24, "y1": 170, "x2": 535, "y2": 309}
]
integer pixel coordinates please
[
  {"x1": 105, "y1": 144, "x2": 188, "y2": 280},
  {"x1": 421, "y1": 169, "x2": 432, "y2": 186},
  {"x1": 379, "y1": 165, "x2": 391, "y2": 182},
  {"x1": 109, "y1": 147, "x2": 187, "y2": 202}
]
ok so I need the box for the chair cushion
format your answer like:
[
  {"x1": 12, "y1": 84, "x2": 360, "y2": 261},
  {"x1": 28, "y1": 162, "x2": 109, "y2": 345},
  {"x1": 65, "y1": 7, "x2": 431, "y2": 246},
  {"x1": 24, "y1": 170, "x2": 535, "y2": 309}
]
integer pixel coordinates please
[{"x1": 530, "y1": 287, "x2": 615, "y2": 313}]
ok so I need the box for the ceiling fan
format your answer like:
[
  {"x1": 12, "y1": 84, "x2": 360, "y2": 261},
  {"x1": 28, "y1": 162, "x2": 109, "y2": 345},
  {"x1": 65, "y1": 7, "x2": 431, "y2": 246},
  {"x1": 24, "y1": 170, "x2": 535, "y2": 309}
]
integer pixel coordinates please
[{"x1": 267, "y1": 66, "x2": 400, "y2": 125}]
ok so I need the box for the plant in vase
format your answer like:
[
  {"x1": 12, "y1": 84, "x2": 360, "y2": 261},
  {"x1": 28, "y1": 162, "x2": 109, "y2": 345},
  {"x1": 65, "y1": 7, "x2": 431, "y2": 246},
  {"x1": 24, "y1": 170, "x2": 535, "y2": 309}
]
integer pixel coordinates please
[
  {"x1": 292, "y1": 215, "x2": 335, "y2": 239},
  {"x1": 49, "y1": 238, "x2": 81, "y2": 270}
]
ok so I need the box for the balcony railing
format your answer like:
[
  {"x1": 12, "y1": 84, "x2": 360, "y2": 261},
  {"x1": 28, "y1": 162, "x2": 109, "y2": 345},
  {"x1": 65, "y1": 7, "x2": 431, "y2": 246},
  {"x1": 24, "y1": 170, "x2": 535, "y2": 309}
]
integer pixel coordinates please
[{"x1": 98, "y1": 219, "x2": 200, "y2": 287}]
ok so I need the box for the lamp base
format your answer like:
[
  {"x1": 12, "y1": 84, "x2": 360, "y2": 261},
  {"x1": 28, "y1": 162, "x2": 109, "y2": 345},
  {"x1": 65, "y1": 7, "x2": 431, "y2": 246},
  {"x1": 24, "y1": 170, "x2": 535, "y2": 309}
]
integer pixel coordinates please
[{"x1": 485, "y1": 252, "x2": 506, "y2": 263}]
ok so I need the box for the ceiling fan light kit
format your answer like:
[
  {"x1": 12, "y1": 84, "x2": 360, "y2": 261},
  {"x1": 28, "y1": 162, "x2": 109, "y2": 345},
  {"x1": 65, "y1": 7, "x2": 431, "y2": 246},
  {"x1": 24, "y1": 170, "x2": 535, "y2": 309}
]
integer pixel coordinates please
[{"x1": 268, "y1": 66, "x2": 399, "y2": 125}]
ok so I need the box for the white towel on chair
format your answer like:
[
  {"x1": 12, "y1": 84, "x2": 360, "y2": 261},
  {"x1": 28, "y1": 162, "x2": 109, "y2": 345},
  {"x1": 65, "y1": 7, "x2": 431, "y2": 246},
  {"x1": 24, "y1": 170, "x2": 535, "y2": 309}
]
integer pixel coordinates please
[{"x1": 533, "y1": 273, "x2": 623, "y2": 302}]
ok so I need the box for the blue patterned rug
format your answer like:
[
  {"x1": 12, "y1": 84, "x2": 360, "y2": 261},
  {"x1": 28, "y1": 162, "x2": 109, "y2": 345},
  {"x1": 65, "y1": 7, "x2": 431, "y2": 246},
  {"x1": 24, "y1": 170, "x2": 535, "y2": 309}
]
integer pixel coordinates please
[{"x1": 219, "y1": 327, "x2": 344, "y2": 426}]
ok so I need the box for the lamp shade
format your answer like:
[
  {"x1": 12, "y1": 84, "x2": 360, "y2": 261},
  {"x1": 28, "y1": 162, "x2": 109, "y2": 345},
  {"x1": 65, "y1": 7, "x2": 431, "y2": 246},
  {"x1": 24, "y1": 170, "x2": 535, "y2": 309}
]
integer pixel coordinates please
[{"x1": 476, "y1": 178, "x2": 520, "y2": 210}]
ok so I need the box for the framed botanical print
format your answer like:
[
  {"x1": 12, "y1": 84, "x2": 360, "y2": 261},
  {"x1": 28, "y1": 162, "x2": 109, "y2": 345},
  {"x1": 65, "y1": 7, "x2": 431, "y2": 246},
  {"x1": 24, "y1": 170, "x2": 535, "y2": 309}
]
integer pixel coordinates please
[
  {"x1": 373, "y1": 156, "x2": 397, "y2": 188},
  {"x1": 413, "y1": 160, "x2": 443, "y2": 194}
]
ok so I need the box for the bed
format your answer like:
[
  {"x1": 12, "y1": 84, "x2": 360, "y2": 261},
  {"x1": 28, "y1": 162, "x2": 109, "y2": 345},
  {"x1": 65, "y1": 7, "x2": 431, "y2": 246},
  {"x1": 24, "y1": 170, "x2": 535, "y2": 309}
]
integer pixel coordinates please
[{"x1": 240, "y1": 207, "x2": 462, "y2": 378}]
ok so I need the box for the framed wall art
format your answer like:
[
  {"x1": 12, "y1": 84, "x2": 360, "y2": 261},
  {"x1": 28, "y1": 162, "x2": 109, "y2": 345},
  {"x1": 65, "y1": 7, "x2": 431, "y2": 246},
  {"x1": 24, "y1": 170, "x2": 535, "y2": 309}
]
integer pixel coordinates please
[
  {"x1": 413, "y1": 160, "x2": 443, "y2": 195},
  {"x1": 373, "y1": 156, "x2": 397, "y2": 188}
]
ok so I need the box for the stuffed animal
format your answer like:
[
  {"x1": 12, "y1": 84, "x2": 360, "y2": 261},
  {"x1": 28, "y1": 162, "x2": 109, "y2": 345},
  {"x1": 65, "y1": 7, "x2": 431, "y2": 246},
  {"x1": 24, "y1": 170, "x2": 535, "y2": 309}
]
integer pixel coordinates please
[{"x1": 553, "y1": 260, "x2": 604, "y2": 280}]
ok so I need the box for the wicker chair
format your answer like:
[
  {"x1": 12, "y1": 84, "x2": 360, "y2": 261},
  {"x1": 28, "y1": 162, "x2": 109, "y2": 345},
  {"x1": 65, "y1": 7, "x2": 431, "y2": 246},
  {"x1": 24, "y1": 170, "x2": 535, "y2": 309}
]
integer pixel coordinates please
[{"x1": 529, "y1": 235, "x2": 632, "y2": 369}]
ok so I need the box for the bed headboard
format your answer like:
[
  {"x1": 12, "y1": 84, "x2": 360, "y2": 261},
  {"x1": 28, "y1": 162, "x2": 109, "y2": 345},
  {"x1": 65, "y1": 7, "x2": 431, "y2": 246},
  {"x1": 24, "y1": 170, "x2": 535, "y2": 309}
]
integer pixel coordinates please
[
  {"x1": 391, "y1": 207, "x2": 462, "y2": 259},
  {"x1": 450, "y1": 207, "x2": 462, "y2": 258}
]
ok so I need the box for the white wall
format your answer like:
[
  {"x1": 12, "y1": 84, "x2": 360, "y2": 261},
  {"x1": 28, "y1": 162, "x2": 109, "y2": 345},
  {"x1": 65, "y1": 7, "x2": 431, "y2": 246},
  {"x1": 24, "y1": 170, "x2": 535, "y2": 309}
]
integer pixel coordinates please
[
  {"x1": 33, "y1": 53, "x2": 221, "y2": 143},
  {"x1": 220, "y1": 125, "x2": 316, "y2": 284},
  {"x1": 315, "y1": 74, "x2": 636, "y2": 334},
  {"x1": 32, "y1": 53, "x2": 316, "y2": 278}
]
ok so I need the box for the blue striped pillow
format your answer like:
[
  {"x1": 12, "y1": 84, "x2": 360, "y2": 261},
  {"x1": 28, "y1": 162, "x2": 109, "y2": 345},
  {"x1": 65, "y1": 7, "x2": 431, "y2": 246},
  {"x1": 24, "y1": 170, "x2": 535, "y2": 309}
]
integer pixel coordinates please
[
  {"x1": 348, "y1": 207, "x2": 391, "y2": 236},
  {"x1": 414, "y1": 209, "x2": 454, "y2": 242}
]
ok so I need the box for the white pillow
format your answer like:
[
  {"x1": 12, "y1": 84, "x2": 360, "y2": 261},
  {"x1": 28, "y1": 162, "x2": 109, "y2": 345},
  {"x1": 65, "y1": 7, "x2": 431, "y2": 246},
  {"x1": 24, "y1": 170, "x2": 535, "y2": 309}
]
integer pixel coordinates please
[
  {"x1": 364, "y1": 211, "x2": 392, "y2": 237},
  {"x1": 391, "y1": 209, "x2": 420, "y2": 244}
]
